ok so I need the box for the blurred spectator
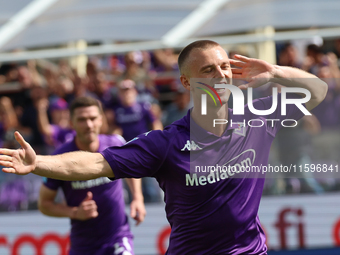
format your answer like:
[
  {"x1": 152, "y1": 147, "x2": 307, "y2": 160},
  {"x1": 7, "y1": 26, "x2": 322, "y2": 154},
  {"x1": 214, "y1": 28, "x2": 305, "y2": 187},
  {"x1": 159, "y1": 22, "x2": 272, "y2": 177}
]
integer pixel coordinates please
[
  {"x1": 278, "y1": 43, "x2": 302, "y2": 68},
  {"x1": 302, "y1": 44, "x2": 328, "y2": 75},
  {"x1": 0, "y1": 179, "x2": 29, "y2": 211},
  {"x1": 36, "y1": 97, "x2": 74, "y2": 150},
  {"x1": 58, "y1": 59, "x2": 75, "y2": 81},
  {"x1": 310, "y1": 56, "x2": 340, "y2": 167},
  {"x1": 20, "y1": 86, "x2": 48, "y2": 154},
  {"x1": 162, "y1": 89, "x2": 191, "y2": 127},
  {"x1": 52, "y1": 76, "x2": 75, "y2": 102},
  {"x1": 110, "y1": 79, "x2": 163, "y2": 141},
  {"x1": 0, "y1": 97, "x2": 19, "y2": 148},
  {"x1": 333, "y1": 38, "x2": 340, "y2": 59},
  {"x1": 312, "y1": 63, "x2": 340, "y2": 129},
  {"x1": 121, "y1": 51, "x2": 152, "y2": 90},
  {"x1": 93, "y1": 71, "x2": 114, "y2": 108},
  {"x1": 109, "y1": 79, "x2": 163, "y2": 203},
  {"x1": 152, "y1": 49, "x2": 180, "y2": 104},
  {"x1": 272, "y1": 115, "x2": 324, "y2": 194},
  {"x1": 153, "y1": 49, "x2": 178, "y2": 72}
]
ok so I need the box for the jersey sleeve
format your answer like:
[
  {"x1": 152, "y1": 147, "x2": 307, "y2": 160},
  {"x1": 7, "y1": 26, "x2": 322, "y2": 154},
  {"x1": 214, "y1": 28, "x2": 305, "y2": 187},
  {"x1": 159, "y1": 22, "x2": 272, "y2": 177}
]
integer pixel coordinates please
[
  {"x1": 42, "y1": 177, "x2": 63, "y2": 191},
  {"x1": 250, "y1": 93, "x2": 306, "y2": 136},
  {"x1": 113, "y1": 134, "x2": 126, "y2": 146},
  {"x1": 100, "y1": 130, "x2": 170, "y2": 179}
]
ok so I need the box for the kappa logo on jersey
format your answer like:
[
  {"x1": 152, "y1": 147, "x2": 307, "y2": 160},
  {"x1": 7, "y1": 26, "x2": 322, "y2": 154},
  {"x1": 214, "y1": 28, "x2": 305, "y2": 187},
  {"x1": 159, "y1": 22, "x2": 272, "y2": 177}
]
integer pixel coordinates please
[
  {"x1": 143, "y1": 131, "x2": 152, "y2": 136},
  {"x1": 125, "y1": 137, "x2": 139, "y2": 144},
  {"x1": 181, "y1": 140, "x2": 202, "y2": 151},
  {"x1": 233, "y1": 122, "x2": 247, "y2": 137}
]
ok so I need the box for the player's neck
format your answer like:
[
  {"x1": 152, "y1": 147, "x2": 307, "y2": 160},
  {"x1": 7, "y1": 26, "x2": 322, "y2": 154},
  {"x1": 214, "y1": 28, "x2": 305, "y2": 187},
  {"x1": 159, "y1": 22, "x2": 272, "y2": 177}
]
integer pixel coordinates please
[
  {"x1": 75, "y1": 137, "x2": 100, "y2": 152},
  {"x1": 191, "y1": 105, "x2": 229, "y2": 137},
  {"x1": 121, "y1": 100, "x2": 136, "y2": 107}
]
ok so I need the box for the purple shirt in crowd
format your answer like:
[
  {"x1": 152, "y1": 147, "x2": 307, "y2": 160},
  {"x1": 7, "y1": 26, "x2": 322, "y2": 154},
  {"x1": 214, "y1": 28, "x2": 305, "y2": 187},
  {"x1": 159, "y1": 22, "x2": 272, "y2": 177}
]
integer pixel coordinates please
[
  {"x1": 312, "y1": 83, "x2": 340, "y2": 128},
  {"x1": 101, "y1": 95, "x2": 304, "y2": 254},
  {"x1": 44, "y1": 134, "x2": 132, "y2": 254},
  {"x1": 113, "y1": 101, "x2": 155, "y2": 141},
  {"x1": 0, "y1": 122, "x2": 4, "y2": 147},
  {"x1": 50, "y1": 124, "x2": 75, "y2": 148}
]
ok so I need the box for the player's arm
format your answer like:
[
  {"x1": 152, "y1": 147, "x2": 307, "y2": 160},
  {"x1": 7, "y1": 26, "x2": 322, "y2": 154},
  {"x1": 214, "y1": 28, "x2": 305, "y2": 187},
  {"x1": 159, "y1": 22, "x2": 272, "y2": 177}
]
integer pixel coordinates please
[
  {"x1": 152, "y1": 119, "x2": 163, "y2": 131},
  {"x1": 0, "y1": 131, "x2": 114, "y2": 180},
  {"x1": 149, "y1": 104, "x2": 163, "y2": 131},
  {"x1": 0, "y1": 97, "x2": 19, "y2": 130},
  {"x1": 36, "y1": 98, "x2": 53, "y2": 138},
  {"x1": 125, "y1": 178, "x2": 146, "y2": 226},
  {"x1": 269, "y1": 65, "x2": 327, "y2": 111},
  {"x1": 230, "y1": 55, "x2": 328, "y2": 111},
  {"x1": 38, "y1": 185, "x2": 74, "y2": 218},
  {"x1": 38, "y1": 185, "x2": 98, "y2": 220}
]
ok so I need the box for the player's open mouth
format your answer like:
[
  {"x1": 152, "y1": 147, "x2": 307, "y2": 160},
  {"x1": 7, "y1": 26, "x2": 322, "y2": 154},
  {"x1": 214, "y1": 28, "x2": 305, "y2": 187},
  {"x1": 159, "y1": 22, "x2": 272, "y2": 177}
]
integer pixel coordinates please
[{"x1": 214, "y1": 83, "x2": 227, "y2": 93}]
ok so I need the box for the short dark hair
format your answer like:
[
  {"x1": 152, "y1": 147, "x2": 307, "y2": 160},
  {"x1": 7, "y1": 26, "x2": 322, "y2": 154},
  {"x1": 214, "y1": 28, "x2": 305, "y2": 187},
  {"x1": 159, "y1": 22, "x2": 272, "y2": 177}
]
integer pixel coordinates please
[
  {"x1": 307, "y1": 44, "x2": 322, "y2": 54},
  {"x1": 178, "y1": 40, "x2": 220, "y2": 74},
  {"x1": 69, "y1": 96, "x2": 103, "y2": 117}
]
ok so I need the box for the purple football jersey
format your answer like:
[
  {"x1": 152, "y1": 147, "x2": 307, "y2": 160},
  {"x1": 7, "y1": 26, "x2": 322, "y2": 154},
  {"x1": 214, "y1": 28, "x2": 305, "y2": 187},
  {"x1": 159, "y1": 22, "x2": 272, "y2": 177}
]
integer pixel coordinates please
[
  {"x1": 312, "y1": 85, "x2": 340, "y2": 128},
  {"x1": 44, "y1": 134, "x2": 132, "y2": 254},
  {"x1": 101, "y1": 95, "x2": 304, "y2": 254},
  {"x1": 0, "y1": 122, "x2": 4, "y2": 147},
  {"x1": 113, "y1": 101, "x2": 155, "y2": 141},
  {"x1": 50, "y1": 124, "x2": 75, "y2": 148}
]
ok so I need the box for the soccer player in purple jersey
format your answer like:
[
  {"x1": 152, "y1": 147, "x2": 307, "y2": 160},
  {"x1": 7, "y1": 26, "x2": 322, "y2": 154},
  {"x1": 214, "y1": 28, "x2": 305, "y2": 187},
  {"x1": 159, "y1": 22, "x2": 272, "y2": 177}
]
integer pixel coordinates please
[
  {"x1": 38, "y1": 97, "x2": 146, "y2": 255},
  {"x1": 0, "y1": 40, "x2": 327, "y2": 254}
]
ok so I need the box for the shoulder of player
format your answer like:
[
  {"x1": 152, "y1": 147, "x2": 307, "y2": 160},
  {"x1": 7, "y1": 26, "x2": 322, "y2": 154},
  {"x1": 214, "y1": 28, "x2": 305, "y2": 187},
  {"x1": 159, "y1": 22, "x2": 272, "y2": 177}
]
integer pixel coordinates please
[
  {"x1": 139, "y1": 101, "x2": 152, "y2": 111},
  {"x1": 98, "y1": 134, "x2": 126, "y2": 146},
  {"x1": 145, "y1": 123, "x2": 188, "y2": 143},
  {"x1": 52, "y1": 139, "x2": 76, "y2": 155}
]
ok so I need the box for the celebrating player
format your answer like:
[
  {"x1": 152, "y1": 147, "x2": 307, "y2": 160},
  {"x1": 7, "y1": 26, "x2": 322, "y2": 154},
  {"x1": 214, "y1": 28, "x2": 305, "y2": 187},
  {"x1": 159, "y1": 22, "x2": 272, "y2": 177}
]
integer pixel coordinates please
[{"x1": 0, "y1": 40, "x2": 327, "y2": 254}]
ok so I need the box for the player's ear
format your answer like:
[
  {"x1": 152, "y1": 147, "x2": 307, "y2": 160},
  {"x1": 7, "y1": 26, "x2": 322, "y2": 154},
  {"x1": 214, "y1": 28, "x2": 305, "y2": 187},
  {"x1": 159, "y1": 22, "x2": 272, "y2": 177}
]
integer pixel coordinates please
[
  {"x1": 69, "y1": 116, "x2": 74, "y2": 129},
  {"x1": 98, "y1": 113, "x2": 103, "y2": 127},
  {"x1": 180, "y1": 75, "x2": 191, "y2": 91}
]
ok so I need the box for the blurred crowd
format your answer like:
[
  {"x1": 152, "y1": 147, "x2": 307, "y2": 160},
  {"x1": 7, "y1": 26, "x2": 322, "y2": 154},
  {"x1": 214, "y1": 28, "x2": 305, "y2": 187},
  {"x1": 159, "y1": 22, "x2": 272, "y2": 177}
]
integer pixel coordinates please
[{"x1": 0, "y1": 38, "x2": 340, "y2": 211}]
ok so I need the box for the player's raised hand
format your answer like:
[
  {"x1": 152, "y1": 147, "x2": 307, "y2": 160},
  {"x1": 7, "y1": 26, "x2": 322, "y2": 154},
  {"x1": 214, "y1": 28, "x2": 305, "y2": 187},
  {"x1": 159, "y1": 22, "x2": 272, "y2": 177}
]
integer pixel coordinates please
[
  {"x1": 230, "y1": 54, "x2": 275, "y2": 89},
  {"x1": 72, "y1": 191, "x2": 98, "y2": 221},
  {"x1": 0, "y1": 131, "x2": 36, "y2": 175},
  {"x1": 130, "y1": 197, "x2": 146, "y2": 226}
]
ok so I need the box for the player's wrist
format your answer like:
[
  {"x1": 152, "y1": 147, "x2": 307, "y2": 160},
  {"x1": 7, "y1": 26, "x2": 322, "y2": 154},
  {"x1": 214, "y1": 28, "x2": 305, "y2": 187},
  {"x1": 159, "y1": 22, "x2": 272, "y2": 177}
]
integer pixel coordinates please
[
  {"x1": 270, "y1": 65, "x2": 286, "y2": 82},
  {"x1": 32, "y1": 156, "x2": 43, "y2": 175},
  {"x1": 131, "y1": 193, "x2": 144, "y2": 202},
  {"x1": 70, "y1": 207, "x2": 78, "y2": 219}
]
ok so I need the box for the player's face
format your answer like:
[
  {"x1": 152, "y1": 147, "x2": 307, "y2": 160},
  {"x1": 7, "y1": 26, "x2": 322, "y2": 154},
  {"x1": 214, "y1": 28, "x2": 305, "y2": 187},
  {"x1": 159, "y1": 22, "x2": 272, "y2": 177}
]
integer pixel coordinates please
[
  {"x1": 118, "y1": 87, "x2": 137, "y2": 106},
  {"x1": 180, "y1": 46, "x2": 232, "y2": 105},
  {"x1": 71, "y1": 106, "x2": 102, "y2": 144}
]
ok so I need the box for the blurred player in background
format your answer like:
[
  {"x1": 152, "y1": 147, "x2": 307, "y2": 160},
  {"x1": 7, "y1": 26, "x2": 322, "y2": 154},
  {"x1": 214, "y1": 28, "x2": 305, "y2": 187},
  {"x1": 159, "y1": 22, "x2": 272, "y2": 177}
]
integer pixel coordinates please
[
  {"x1": 110, "y1": 79, "x2": 163, "y2": 203},
  {"x1": 110, "y1": 79, "x2": 162, "y2": 141},
  {"x1": 36, "y1": 97, "x2": 75, "y2": 150},
  {"x1": 38, "y1": 96, "x2": 145, "y2": 255},
  {"x1": 0, "y1": 40, "x2": 327, "y2": 254}
]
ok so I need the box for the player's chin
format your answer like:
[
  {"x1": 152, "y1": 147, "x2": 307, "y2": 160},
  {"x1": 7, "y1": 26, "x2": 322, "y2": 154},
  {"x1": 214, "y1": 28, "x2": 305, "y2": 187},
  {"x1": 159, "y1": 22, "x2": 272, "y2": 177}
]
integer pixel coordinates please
[
  {"x1": 85, "y1": 132, "x2": 98, "y2": 141},
  {"x1": 219, "y1": 91, "x2": 231, "y2": 103}
]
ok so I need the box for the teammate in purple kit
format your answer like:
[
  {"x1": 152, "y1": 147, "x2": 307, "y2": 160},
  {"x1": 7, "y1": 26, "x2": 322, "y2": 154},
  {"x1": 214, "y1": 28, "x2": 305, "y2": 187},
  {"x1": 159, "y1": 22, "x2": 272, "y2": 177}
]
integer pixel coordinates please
[
  {"x1": 38, "y1": 97, "x2": 146, "y2": 255},
  {"x1": 0, "y1": 40, "x2": 327, "y2": 254},
  {"x1": 110, "y1": 79, "x2": 163, "y2": 142}
]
